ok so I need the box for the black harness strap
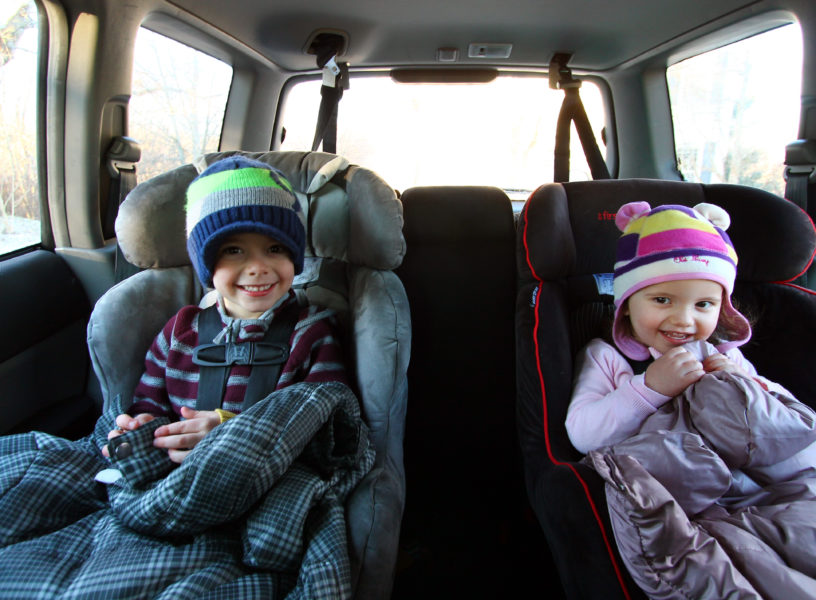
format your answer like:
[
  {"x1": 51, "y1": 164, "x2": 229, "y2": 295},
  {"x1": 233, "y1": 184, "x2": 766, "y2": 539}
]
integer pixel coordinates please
[{"x1": 193, "y1": 303, "x2": 300, "y2": 412}]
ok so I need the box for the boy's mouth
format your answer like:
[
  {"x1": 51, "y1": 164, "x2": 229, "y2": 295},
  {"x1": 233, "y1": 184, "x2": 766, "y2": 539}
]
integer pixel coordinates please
[{"x1": 239, "y1": 283, "x2": 274, "y2": 296}]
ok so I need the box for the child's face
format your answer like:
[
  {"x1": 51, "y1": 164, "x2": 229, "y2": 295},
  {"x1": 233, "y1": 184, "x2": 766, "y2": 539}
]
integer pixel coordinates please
[
  {"x1": 625, "y1": 279, "x2": 723, "y2": 355},
  {"x1": 212, "y1": 232, "x2": 295, "y2": 319}
]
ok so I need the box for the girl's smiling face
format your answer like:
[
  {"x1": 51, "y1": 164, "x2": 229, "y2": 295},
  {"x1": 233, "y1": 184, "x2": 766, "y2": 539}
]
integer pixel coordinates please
[
  {"x1": 211, "y1": 232, "x2": 295, "y2": 319},
  {"x1": 625, "y1": 278, "x2": 723, "y2": 355}
]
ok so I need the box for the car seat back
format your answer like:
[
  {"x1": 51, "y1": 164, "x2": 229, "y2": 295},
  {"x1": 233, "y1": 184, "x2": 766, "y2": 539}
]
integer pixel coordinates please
[
  {"x1": 87, "y1": 150, "x2": 410, "y2": 599},
  {"x1": 393, "y1": 186, "x2": 551, "y2": 597},
  {"x1": 516, "y1": 179, "x2": 816, "y2": 598}
]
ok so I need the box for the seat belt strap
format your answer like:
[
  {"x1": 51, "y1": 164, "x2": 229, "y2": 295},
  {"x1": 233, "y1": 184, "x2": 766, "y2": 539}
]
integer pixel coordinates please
[
  {"x1": 311, "y1": 56, "x2": 349, "y2": 153},
  {"x1": 106, "y1": 136, "x2": 142, "y2": 282},
  {"x1": 784, "y1": 139, "x2": 816, "y2": 212},
  {"x1": 551, "y1": 54, "x2": 610, "y2": 183},
  {"x1": 193, "y1": 303, "x2": 300, "y2": 412}
]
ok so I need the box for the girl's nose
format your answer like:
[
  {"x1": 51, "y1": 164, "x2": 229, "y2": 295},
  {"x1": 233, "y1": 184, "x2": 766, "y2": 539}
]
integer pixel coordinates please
[{"x1": 670, "y1": 305, "x2": 693, "y2": 326}]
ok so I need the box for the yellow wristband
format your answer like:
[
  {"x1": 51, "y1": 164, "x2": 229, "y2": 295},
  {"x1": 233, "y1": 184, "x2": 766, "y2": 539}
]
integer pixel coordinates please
[{"x1": 214, "y1": 408, "x2": 236, "y2": 424}]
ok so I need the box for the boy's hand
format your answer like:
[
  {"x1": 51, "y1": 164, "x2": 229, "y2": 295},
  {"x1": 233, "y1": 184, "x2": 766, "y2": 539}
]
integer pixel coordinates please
[
  {"x1": 152, "y1": 407, "x2": 221, "y2": 464},
  {"x1": 703, "y1": 353, "x2": 750, "y2": 378},
  {"x1": 644, "y1": 346, "x2": 705, "y2": 397},
  {"x1": 101, "y1": 413, "x2": 155, "y2": 457}
]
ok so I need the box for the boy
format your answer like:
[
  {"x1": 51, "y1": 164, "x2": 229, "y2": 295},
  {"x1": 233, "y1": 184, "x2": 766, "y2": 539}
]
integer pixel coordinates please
[{"x1": 104, "y1": 155, "x2": 348, "y2": 463}]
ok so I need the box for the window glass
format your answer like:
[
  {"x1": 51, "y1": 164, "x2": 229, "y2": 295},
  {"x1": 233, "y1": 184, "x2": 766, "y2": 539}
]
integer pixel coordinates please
[
  {"x1": 279, "y1": 74, "x2": 606, "y2": 201},
  {"x1": 130, "y1": 28, "x2": 232, "y2": 183},
  {"x1": 668, "y1": 24, "x2": 802, "y2": 195},
  {"x1": 0, "y1": 1, "x2": 40, "y2": 254}
]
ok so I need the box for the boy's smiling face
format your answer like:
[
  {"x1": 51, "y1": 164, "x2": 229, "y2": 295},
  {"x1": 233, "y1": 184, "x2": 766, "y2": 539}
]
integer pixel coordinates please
[{"x1": 212, "y1": 232, "x2": 295, "y2": 319}]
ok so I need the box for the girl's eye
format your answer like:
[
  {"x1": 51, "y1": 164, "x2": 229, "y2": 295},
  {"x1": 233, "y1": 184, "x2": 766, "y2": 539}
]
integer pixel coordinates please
[
  {"x1": 696, "y1": 300, "x2": 716, "y2": 309},
  {"x1": 652, "y1": 296, "x2": 670, "y2": 305}
]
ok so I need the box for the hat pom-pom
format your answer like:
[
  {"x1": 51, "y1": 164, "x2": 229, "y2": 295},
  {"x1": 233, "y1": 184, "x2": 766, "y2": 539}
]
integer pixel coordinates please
[
  {"x1": 615, "y1": 201, "x2": 651, "y2": 232},
  {"x1": 693, "y1": 203, "x2": 731, "y2": 230}
]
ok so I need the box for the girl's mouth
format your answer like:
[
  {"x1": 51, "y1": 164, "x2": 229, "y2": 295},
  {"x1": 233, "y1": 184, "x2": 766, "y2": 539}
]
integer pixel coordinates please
[{"x1": 660, "y1": 330, "x2": 694, "y2": 344}]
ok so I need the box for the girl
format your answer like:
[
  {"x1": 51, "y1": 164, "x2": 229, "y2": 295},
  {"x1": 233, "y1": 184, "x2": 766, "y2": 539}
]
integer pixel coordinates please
[{"x1": 566, "y1": 201, "x2": 792, "y2": 455}]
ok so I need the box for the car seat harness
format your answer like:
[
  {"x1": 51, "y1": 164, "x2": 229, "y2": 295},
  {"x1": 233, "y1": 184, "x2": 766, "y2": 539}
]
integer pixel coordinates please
[{"x1": 192, "y1": 303, "x2": 300, "y2": 411}]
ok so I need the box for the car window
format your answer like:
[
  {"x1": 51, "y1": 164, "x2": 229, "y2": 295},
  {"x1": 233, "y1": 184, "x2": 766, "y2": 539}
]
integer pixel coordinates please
[
  {"x1": 279, "y1": 74, "x2": 606, "y2": 199},
  {"x1": 130, "y1": 28, "x2": 232, "y2": 183},
  {"x1": 667, "y1": 24, "x2": 803, "y2": 196},
  {"x1": 0, "y1": 0, "x2": 40, "y2": 255}
]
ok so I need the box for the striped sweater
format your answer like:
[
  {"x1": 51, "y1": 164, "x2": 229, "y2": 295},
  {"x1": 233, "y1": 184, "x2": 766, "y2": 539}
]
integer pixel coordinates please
[{"x1": 128, "y1": 291, "x2": 348, "y2": 418}]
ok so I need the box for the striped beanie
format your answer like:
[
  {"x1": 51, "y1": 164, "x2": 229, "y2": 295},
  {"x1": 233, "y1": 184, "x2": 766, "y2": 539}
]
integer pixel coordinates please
[
  {"x1": 612, "y1": 201, "x2": 751, "y2": 360},
  {"x1": 185, "y1": 156, "x2": 306, "y2": 287}
]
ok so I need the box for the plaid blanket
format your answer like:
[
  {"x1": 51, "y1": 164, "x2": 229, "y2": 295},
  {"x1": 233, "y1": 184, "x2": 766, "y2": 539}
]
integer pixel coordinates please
[{"x1": 0, "y1": 381, "x2": 374, "y2": 599}]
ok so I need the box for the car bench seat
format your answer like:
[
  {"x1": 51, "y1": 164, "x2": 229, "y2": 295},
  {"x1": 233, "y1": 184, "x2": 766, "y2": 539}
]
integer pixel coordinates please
[
  {"x1": 86, "y1": 150, "x2": 410, "y2": 599},
  {"x1": 515, "y1": 178, "x2": 816, "y2": 599},
  {"x1": 393, "y1": 186, "x2": 554, "y2": 597}
]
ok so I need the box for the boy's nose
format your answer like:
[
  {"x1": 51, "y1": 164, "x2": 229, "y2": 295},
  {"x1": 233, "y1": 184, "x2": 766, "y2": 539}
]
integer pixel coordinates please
[{"x1": 245, "y1": 253, "x2": 270, "y2": 274}]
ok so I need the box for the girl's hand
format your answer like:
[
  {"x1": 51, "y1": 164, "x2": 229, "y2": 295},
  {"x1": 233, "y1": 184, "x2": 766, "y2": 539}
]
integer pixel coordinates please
[
  {"x1": 703, "y1": 353, "x2": 750, "y2": 378},
  {"x1": 152, "y1": 407, "x2": 221, "y2": 464},
  {"x1": 101, "y1": 413, "x2": 155, "y2": 457},
  {"x1": 644, "y1": 346, "x2": 705, "y2": 397}
]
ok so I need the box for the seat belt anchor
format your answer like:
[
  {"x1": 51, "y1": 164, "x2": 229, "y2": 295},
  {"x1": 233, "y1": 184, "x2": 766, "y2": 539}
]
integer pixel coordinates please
[{"x1": 106, "y1": 136, "x2": 141, "y2": 178}]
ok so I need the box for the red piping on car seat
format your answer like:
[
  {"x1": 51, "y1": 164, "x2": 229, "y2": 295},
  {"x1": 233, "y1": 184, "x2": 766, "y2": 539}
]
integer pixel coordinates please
[
  {"x1": 521, "y1": 200, "x2": 632, "y2": 600},
  {"x1": 772, "y1": 210, "x2": 816, "y2": 295},
  {"x1": 774, "y1": 209, "x2": 816, "y2": 289}
]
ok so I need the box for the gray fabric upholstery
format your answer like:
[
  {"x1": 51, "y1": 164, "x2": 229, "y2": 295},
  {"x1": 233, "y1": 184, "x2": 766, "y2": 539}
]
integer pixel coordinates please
[
  {"x1": 116, "y1": 151, "x2": 405, "y2": 272},
  {"x1": 87, "y1": 151, "x2": 410, "y2": 599}
]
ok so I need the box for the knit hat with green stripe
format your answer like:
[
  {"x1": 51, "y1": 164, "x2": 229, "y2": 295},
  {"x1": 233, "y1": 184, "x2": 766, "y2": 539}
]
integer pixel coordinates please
[{"x1": 186, "y1": 156, "x2": 305, "y2": 287}]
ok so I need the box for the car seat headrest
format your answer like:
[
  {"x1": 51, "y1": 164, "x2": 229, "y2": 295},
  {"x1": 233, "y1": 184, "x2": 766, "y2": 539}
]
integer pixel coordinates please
[
  {"x1": 522, "y1": 179, "x2": 816, "y2": 285},
  {"x1": 116, "y1": 151, "x2": 405, "y2": 274}
]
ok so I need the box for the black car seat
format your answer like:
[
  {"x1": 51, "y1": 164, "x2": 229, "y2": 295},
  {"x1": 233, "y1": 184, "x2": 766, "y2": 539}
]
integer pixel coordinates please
[
  {"x1": 515, "y1": 179, "x2": 816, "y2": 599},
  {"x1": 86, "y1": 150, "x2": 410, "y2": 599}
]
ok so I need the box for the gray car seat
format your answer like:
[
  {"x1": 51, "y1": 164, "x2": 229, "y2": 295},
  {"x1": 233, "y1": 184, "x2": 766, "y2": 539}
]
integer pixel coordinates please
[{"x1": 86, "y1": 150, "x2": 410, "y2": 599}]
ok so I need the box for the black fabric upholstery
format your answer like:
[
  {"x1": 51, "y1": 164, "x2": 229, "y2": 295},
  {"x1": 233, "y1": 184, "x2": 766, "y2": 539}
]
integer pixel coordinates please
[
  {"x1": 516, "y1": 179, "x2": 816, "y2": 599},
  {"x1": 394, "y1": 186, "x2": 557, "y2": 597}
]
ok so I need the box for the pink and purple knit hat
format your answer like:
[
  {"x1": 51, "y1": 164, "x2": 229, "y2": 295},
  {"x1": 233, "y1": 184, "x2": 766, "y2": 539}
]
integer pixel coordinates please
[{"x1": 612, "y1": 201, "x2": 751, "y2": 360}]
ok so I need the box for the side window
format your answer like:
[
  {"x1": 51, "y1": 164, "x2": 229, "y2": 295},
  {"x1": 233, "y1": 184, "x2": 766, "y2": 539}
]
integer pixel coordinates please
[
  {"x1": 130, "y1": 28, "x2": 232, "y2": 182},
  {"x1": 668, "y1": 24, "x2": 803, "y2": 195},
  {"x1": 0, "y1": 1, "x2": 40, "y2": 255}
]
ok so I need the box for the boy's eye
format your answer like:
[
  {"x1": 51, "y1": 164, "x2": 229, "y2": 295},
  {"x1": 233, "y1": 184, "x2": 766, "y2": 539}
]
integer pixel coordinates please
[
  {"x1": 219, "y1": 245, "x2": 242, "y2": 256},
  {"x1": 268, "y1": 244, "x2": 286, "y2": 254}
]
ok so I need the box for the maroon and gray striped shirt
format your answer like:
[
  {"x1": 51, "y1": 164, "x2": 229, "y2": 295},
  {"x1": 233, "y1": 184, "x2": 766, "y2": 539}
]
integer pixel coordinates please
[{"x1": 128, "y1": 293, "x2": 348, "y2": 418}]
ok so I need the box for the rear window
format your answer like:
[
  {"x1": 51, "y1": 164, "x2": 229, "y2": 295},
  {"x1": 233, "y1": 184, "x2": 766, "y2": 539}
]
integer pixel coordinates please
[
  {"x1": 279, "y1": 74, "x2": 607, "y2": 198},
  {"x1": 668, "y1": 24, "x2": 802, "y2": 196}
]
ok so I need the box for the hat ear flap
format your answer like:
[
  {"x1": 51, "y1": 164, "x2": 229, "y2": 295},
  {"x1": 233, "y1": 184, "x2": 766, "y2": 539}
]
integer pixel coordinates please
[
  {"x1": 693, "y1": 202, "x2": 731, "y2": 230},
  {"x1": 615, "y1": 201, "x2": 651, "y2": 232}
]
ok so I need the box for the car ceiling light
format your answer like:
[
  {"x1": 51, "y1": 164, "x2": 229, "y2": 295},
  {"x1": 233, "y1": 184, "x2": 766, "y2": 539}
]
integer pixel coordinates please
[{"x1": 468, "y1": 43, "x2": 513, "y2": 59}]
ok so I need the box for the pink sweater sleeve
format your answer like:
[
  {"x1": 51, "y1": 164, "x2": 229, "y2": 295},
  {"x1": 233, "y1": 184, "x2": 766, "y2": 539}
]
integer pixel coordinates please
[{"x1": 566, "y1": 338, "x2": 671, "y2": 454}]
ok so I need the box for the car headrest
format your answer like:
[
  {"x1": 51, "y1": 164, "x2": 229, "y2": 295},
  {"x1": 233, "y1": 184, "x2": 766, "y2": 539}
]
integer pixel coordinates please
[
  {"x1": 520, "y1": 179, "x2": 816, "y2": 285},
  {"x1": 116, "y1": 150, "x2": 405, "y2": 273}
]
